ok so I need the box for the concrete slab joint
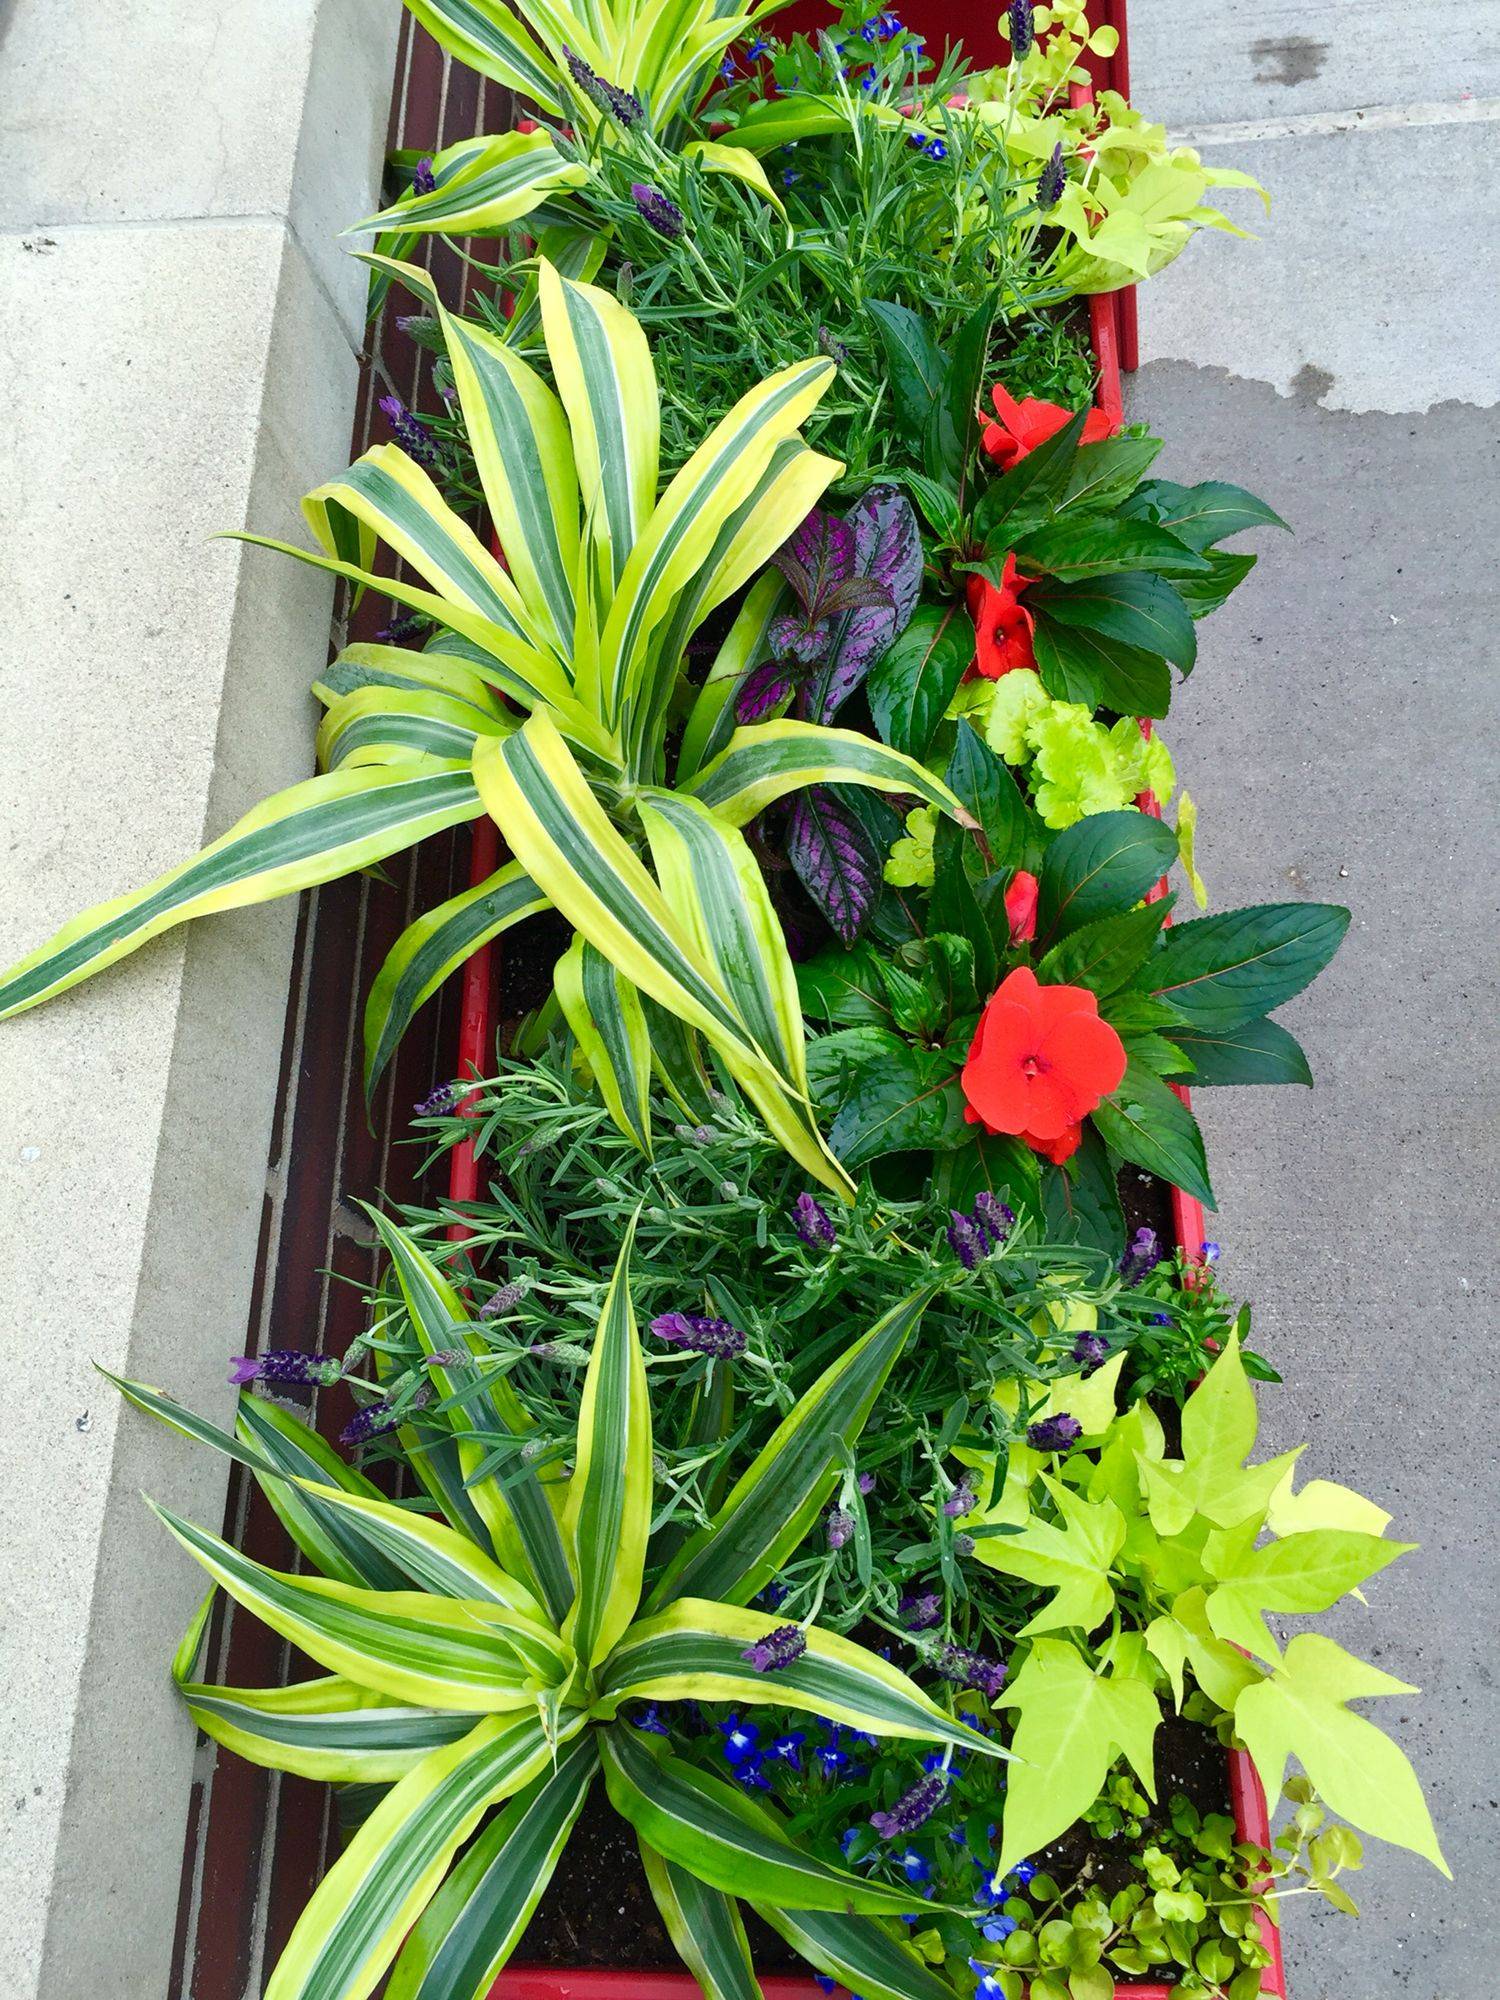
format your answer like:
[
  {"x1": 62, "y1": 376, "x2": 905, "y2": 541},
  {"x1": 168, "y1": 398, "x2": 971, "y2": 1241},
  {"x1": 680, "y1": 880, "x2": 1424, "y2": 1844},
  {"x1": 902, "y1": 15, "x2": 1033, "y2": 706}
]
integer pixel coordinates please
[{"x1": 0, "y1": 3, "x2": 401, "y2": 1996}]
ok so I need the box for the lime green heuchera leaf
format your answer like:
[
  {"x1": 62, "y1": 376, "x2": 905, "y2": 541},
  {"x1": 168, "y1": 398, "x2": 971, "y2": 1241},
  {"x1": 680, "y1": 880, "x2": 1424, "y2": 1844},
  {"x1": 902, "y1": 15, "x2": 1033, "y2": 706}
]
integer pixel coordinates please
[
  {"x1": 993, "y1": 1640, "x2": 1160, "y2": 1878},
  {"x1": 1234, "y1": 1635, "x2": 1449, "y2": 1875},
  {"x1": 884, "y1": 804, "x2": 938, "y2": 888}
]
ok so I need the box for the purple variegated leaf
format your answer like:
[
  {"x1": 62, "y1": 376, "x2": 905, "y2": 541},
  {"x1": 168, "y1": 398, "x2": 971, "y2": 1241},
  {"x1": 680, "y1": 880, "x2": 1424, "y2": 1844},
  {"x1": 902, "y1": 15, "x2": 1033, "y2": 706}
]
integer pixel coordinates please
[
  {"x1": 768, "y1": 613, "x2": 829, "y2": 665},
  {"x1": 821, "y1": 577, "x2": 895, "y2": 618},
  {"x1": 851, "y1": 486, "x2": 924, "y2": 631},
  {"x1": 802, "y1": 488, "x2": 925, "y2": 724},
  {"x1": 786, "y1": 785, "x2": 882, "y2": 946},
  {"x1": 775, "y1": 508, "x2": 856, "y2": 616},
  {"x1": 735, "y1": 658, "x2": 799, "y2": 723}
]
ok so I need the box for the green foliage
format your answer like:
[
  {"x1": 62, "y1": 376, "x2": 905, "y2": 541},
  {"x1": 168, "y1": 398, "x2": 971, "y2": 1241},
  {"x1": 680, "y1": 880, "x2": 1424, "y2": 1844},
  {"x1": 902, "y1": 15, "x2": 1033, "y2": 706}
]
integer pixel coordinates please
[{"x1": 111, "y1": 1221, "x2": 1003, "y2": 2000}]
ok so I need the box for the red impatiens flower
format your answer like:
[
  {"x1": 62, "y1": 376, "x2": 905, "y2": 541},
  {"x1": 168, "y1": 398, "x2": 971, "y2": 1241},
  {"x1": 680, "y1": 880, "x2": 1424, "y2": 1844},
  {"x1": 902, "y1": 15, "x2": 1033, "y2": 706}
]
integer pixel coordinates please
[
  {"x1": 1003, "y1": 869, "x2": 1039, "y2": 944},
  {"x1": 961, "y1": 967, "x2": 1126, "y2": 1159},
  {"x1": 981, "y1": 383, "x2": 1120, "y2": 470},
  {"x1": 966, "y1": 559, "x2": 1036, "y2": 678}
]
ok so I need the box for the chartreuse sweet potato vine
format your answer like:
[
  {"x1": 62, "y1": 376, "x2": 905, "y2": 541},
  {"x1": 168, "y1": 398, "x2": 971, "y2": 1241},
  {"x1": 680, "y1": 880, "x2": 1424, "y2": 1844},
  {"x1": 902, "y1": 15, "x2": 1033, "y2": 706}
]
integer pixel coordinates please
[
  {"x1": 0, "y1": 262, "x2": 957, "y2": 1194},
  {"x1": 106, "y1": 1218, "x2": 1003, "y2": 2000}
]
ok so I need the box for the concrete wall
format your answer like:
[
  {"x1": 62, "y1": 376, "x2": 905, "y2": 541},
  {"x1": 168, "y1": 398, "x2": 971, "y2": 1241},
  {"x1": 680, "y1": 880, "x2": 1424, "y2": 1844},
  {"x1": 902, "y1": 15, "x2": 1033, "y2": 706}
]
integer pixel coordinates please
[{"x1": 0, "y1": 3, "x2": 401, "y2": 1993}]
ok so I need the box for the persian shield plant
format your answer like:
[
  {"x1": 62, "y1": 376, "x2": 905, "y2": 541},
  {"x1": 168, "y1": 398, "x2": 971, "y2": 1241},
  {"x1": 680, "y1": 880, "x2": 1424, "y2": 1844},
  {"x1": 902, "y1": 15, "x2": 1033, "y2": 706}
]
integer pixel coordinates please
[{"x1": 110, "y1": 1219, "x2": 1000, "y2": 2000}]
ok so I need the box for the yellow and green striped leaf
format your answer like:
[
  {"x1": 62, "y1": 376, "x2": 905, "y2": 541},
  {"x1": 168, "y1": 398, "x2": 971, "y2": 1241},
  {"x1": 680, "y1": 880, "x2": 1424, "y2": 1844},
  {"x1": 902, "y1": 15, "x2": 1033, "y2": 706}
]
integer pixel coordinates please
[
  {"x1": 266, "y1": 1711, "x2": 580, "y2": 2000},
  {"x1": 601, "y1": 1730, "x2": 925, "y2": 1916},
  {"x1": 554, "y1": 938, "x2": 654, "y2": 1153},
  {"x1": 236, "y1": 1396, "x2": 409, "y2": 1593},
  {"x1": 638, "y1": 789, "x2": 850, "y2": 1195},
  {"x1": 351, "y1": 130, "x2": 586, "y2": 237},
  {"x1": 0, "y1": 764, "x2": 483, "y2": 1021},
  {"x1": 284, "y1": 1479, "x2": 547, "y2": 1619},
  {"x1": 365, "y1": 1210, "x2": 575, "y2": 1623},
  {"x1": 686, "y1": 719, "x2": 964, "y2": 827},
  {"x1": 677, "y1": 573, "x2": 785, "y2": 783},
  {"x1": 177, "y1": 1673, "x2": 476, "y2": 1786},
  {"x1": 563, "y1": 1220, "x2": 652, "y2": 1666},
  {"x1": 603, "y1": 356, "x2": 835, "y2": 721},
  {"x1": 316, "y1": 685, "x2": 513, "y2": 772},
  {"x1": 363, "y1": 860, "x2": 549, "y2": 1098},
  {"x1": 314, "y1": 640, "x2": 504, "y2": 716},
  {"x1": 649, "y1": 1288, "x2": 935, "y2": 1609},
  {"x1": 400, "y1": 0, "x2": 566, "y2": 112},
  {"x1": 150, "y1": 1502, "x2": 571, "y2": 1710},
  {"x1": 598, "y1": 1599, "x2": 1002, "y2": 1759},
  {"x1": 539, "y1": 261, "x2": 660, "y2": 615},
  {"x1": 753, "y1": 1904, "x2": 959, "y2": 2000},
  {"x1": 638, "y1": 1840, "x2": 764, "y2": 2000},
  {"x1": 385, "y1": 1735, "x2": 598, "y2": 2000},
  {"x1": 470, "y1": 715, "x2": 784, "y2": 1081}
]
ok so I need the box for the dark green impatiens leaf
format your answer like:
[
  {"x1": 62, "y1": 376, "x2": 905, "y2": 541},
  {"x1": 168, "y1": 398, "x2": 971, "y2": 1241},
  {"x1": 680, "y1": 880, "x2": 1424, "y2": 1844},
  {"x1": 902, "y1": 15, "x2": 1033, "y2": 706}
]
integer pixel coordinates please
[
  {"x1": 1151, "y1": 903, "x2": 1351, "y2": 1031},
  {"x1": 1035, "y1": 811, "x2": 1178, "y2": 948},
  {"x1": 946, "y1": 720, "x2": 1039, "y2": 872},
  {"x1": 1124, "y1": 477, "x2": 1288, "y2": 550},
  {"x1": 1042, "y1": 1124, "x2": 1125, "y2": 1253},
  {"x1": 1174, "y1": 547, "x2": 1257, "y2": 619},
  {"x1": 1167, "y1": 1016, "x2": 1315, "y2": 1086},
  {"x1": 866, "y1": 300, "x2": 944, "y2": 450},
  {"x1": 1059, "y1": 435, "x2": 1164, "y2": 512},
  {"x1": 1032, "y1": 620, "x2": 1174, "y2": 717},
  {"x1": 1013, "y1": 516, "x2": 1209, "y2": 582},
  {"x1": 925, "y1": 298, "x2": 995, "y2": 489},
  {"x1": 972, "y1": 406, "x2": 1089, "y2": 546},
  {"x1": 810, "y1": 1027, "x2": 969, "y2": 1166},
  {"x1": 1033, "y1": 569, "x2": 1198, "y2": 673},
  {"x1": 1037, "y1": 899, "x2": 1172, "y2": 997},
  {"x1": 867, "y1": 601, "x2": 975, "y2": 760},
  {"x1": 1093, "y1": 1060, "x2": 1215, "y2": 1207},
  {"x1": 796, "y1": 941, "x2": 893, "y2": 1028}
]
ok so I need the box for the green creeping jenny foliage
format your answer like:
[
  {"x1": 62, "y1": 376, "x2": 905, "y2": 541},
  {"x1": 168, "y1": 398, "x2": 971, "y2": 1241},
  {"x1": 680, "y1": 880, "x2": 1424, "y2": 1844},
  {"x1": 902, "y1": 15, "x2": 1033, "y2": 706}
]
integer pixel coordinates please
[
  {"x1": 956, "y1": 1332, "x2": 1445, "y2": 1885},
  {"x1": 0, "y1": 262, "x2": 959, "y2": 1196},
  {"x1": 108, "y1": 1219, "x2": 1007, "y2": 2000}
]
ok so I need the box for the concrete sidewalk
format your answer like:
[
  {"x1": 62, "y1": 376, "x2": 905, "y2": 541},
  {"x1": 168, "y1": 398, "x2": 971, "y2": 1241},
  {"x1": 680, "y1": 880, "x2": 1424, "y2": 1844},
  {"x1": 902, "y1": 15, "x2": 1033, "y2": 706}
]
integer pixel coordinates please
[{"x1": 1126, "y1": 6, "x2": 1500, "y2": 1995}]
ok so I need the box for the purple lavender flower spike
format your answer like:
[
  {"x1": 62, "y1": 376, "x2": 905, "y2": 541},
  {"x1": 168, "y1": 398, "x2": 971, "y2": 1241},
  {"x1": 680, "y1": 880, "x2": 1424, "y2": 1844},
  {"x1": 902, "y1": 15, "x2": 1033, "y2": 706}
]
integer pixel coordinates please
[
  {"x1": 411, "y1": 156, "x2": 437, "y2": 196},
  {"x1": 947, "y1": 1210, "x2": 982, "y2": 1270},
  {"x1": 870, "y1": 1770, "x2": 948, "y2": 1839},
  {"x1": 479, "y1": 1277, "x2": 527, "y2": 1319},
  {"x1": 1009, "y1": 0, "x2": 1035, "y2": 60},
  {"x1": 899, "y1": 1590, "x2": 942, "y2": 1631},
  {"x1": 943, "y1": 1473, "x2": 977, "y2": 1519},
  {"x1": 378, "y1": 394, "x2": 440, "y2": 468},
  {"x1": 340, "y1": 1383, "x2": 431, "y2": 1447},
  {"x1": 630, "y1": 181, "x2": 685, "y2": 239},
  {"x1": 973, "y1": 1191, "x2": 1014, "y2": 1249},
  {"x1": 1027, "y1": 1412, "x2": 1082, "y2": 1453},
  {"x1": 793, "y1": 1191, "x2": 837, "y2": 1248},
  {"x1": 228, "y1": 1349, "x2": 343, "y2": 1390},
  {"x1": 827, "y1": 1506, "x2": 855, "y2": 1551},
  {"x1": 1038, "y1": 139, "x2": 1065, "y2": 209},
  {"x1": 1071, "y1": 1331, "x2": 1109, "y2": 1370},
  {"x1": 741, "y1": 1623, "x2": 807, "y2": 1673},
  {"x1": 649, "y1": 1311, "x2": 747, "y2": 1360},
  {"x1": 933, "y1": 1644, "x2": 1007, "y2": 1700},
  {"x1": 596, "y1": 78, "x2": 642, "y2": 124},
  {"x1": 414, "y1": 1081, "x2": 460, "y2": 1116},
  {"x1": 858, "y1": 1471, "x2": 876, "y2": 1495}
]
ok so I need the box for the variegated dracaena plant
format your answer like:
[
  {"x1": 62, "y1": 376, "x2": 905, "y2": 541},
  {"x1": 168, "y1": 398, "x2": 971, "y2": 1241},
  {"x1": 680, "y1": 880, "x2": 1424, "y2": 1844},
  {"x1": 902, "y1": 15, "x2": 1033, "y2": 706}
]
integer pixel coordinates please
[
  {"x1": 108, "y1": 1217, "x2": 993, "y2": 2000},
  {"x1": 353, "y1": 0, "x2": 798, "y2": 245},
  {"x1": 0, "y1": 261, "x2": 956, "y2": 1194}
]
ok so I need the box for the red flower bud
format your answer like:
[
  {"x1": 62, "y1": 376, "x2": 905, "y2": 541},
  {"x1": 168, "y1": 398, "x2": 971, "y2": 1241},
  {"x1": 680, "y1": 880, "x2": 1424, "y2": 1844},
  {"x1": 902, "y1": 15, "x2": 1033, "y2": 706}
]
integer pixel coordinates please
[{"x1": 1004, "y1": 869, "x2": 1039, "y2": 944}]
